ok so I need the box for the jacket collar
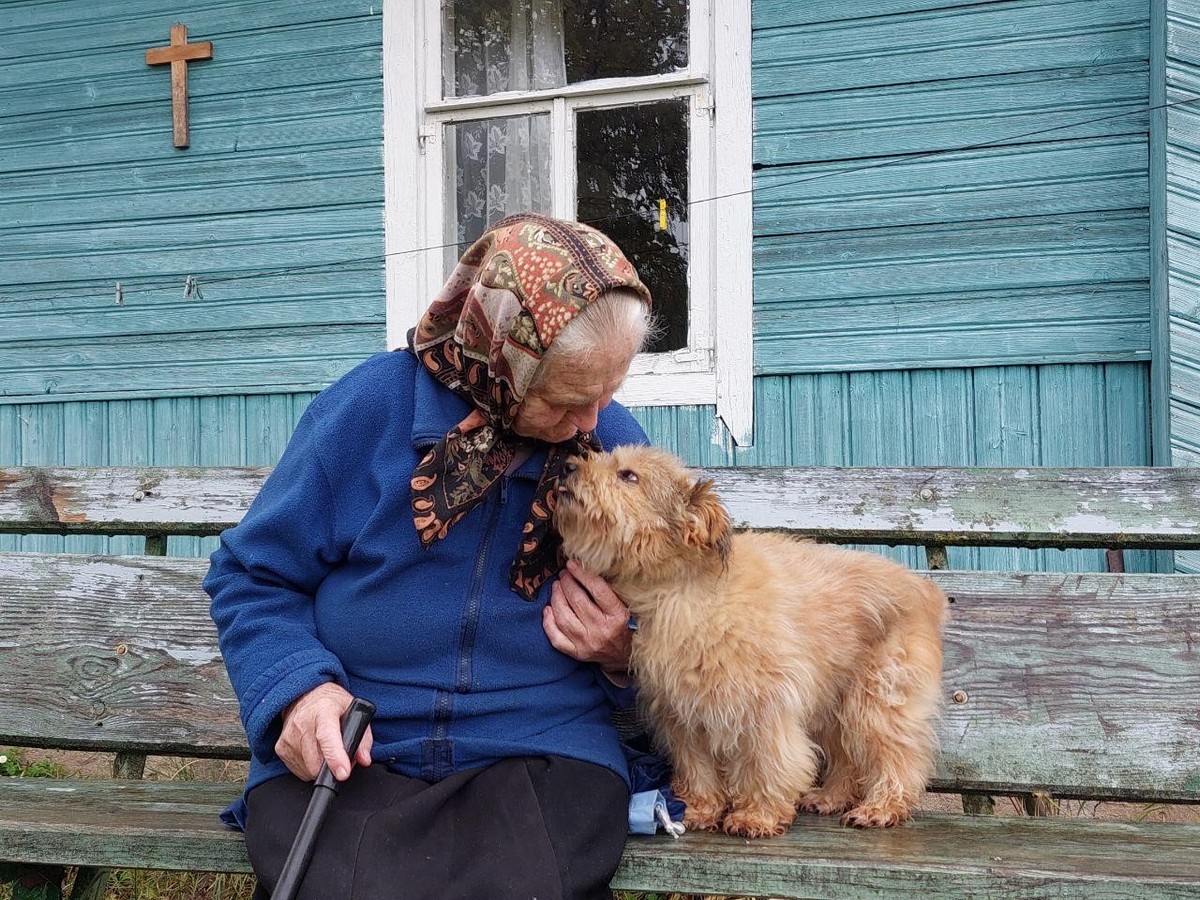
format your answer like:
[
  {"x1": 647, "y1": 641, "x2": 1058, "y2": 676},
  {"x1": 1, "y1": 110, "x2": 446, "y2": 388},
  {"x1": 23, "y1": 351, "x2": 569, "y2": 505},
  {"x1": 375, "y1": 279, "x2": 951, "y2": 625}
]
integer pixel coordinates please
[
  {"x1": 410, "y1": 360, "x2": 471, "y2": 449},
  {"x1": 410, "y1": 360, "x2": 547, "y2": 480}
]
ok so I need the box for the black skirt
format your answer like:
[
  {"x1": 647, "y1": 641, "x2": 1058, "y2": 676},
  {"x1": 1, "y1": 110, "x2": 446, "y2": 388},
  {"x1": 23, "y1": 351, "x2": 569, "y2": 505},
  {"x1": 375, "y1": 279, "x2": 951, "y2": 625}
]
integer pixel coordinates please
[{"x1": 245, "y1": 755, "x2": 629, "y2": 900}]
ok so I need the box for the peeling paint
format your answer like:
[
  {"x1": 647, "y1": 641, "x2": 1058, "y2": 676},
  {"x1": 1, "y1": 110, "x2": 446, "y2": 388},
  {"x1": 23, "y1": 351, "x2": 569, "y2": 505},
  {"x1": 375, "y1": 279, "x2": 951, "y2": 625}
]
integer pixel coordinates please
[{"x1": 168, "y1": 648, "x2": 222, "y2": 666}]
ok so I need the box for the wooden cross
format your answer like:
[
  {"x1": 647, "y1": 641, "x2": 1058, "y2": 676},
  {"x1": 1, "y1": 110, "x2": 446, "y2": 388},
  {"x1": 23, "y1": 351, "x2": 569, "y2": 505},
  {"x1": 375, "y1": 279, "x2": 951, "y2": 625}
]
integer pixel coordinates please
[{"x1": 145, "y1": 24, "x2": 213, "y2": 149}]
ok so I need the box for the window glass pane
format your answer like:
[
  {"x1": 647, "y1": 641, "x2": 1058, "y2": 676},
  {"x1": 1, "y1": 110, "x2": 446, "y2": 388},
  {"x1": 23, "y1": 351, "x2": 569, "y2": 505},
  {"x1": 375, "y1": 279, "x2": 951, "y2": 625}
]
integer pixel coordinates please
[
  {"x1": 443, "y1": 1, "x2": 567, "y2": 97},
  {"x1": 444, "y1": 114, "x2": 553, "y2": 270},
  {"x1": 443, "y1": 1, "x2": 688, "y2": 98},
  {"x1": 563, "y1": 1, "x2": 688, "y2": 83},
  {"x1": 576, "y1": 99, "x2": 688, "y2": 353}
]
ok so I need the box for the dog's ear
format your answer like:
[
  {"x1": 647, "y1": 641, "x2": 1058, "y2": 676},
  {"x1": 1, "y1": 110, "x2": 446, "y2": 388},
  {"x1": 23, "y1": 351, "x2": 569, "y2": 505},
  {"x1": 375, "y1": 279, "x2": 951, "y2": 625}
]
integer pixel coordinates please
[{"x1": 684, "y1": 478, "x2": 732, "y2": 563}]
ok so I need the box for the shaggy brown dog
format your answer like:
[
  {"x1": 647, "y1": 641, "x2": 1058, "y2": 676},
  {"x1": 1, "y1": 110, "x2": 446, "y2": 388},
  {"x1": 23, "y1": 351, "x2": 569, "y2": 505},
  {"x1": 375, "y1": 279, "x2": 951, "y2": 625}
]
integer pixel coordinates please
[{"x1": 554, "y1": 446, "x2": 947, "y2": 837}]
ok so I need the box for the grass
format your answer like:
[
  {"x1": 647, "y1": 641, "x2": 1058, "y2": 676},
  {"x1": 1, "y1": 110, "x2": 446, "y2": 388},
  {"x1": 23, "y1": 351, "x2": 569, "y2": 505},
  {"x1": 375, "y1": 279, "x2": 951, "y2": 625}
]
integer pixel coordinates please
[
  {"x1": 0, "y1": 872, "x2": 256, "y2": 900},
  {"x1": 89, "y1": 871, "x2": 257, "y2": 900}
]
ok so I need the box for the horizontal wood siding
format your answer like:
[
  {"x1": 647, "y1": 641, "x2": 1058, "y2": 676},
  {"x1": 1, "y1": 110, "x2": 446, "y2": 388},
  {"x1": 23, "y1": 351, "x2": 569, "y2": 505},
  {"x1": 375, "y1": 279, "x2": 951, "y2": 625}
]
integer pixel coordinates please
[
  {"x1": 1166, "y1": 0, "x2": 1200, "y2": 572},
  {"x1": 752, "y1": 0, "x2": 1151, "y2": 374},
  {"x1": 0, "y1": 0, "x2": 385, "y2": 404},
  {"x1": 0, "y1": 393, "x2": 315, "y2": 556},
  {"x1": 0, "y1": 362, "x2": 1155, "y2": 575},
  {"x1": 632, "y1": 362, "x2": 1157, "y2": 571}
]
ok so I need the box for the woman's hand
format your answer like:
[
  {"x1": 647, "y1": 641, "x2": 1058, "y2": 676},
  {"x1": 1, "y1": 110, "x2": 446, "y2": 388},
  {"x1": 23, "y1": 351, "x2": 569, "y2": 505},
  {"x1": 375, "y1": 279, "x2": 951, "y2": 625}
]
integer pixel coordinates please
[
  {"x1": 275, "y1": 682, "x2": 373, "y2": 781},
  {"x1": 543, "y1": 559, "x2": 633, "y2": 685}
]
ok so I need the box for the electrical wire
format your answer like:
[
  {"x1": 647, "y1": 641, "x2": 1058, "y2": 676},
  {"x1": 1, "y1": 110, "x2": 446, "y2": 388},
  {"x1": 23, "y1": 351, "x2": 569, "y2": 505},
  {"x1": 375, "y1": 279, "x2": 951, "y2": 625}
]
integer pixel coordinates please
[{"x1": 2, "y1": 89, "x2": 1196, "y2": 308}]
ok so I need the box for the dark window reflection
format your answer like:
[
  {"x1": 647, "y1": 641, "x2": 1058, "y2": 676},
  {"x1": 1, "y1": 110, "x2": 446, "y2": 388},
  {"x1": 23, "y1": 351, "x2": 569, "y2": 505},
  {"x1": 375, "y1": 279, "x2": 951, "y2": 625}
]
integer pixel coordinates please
[
  {"x1": 563, "y1": 1, "x2": 688, "y2": 83},
  {"x1": 577, "y1": 99, "x2": 688, "y2": 353},
  {"x1": 444, "y1": 1, "x2": 688, "y2": 98}
]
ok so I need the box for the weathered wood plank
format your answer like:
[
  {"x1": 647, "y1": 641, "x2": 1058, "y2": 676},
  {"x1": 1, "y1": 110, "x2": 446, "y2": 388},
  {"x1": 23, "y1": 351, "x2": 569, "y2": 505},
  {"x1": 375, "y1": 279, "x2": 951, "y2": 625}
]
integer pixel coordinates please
[
  {"x1": 934, "y1": 571, "x2": 1200, "y2": 801},
  {"x1": 0, "y1": 780, "x2": 248, "y2": 874},
  {"x1": 2, "y1": 778, "x2": 1198, "y2": 897},
  {"x1": 754, "y1": 214, "x2": 1148, "y2": 305},
  {"x1": 0, "y1": 467, "x2": 269, "y2": 535},
  {"x1": 755, "y1": 297, "x2": 1150, "y2": 373},
  {"x1": 708, "y1": 466, "x2": 1200, "y2": 549},
  {"x1": 0, "y1": 553, "x2": 245, "y2": 756},
  {"x1": 5, "y1": 465, "x2": 1200, "y2": 548},
  {"x1": 752, "y1": 0, "x2": 1146, "y2": 100},
  {"x1": 0, "y1": 325, "x2": 381, "y2": 406},
  {"x1": 754, "y1": 69, "x2": 1147, "y2": 168},
  {"x1": 3, "y1": 552, "x2": 1199, "y2": 800},
  {"x1": 615, "y1": 813, "x2": 1200, "y2": 899},
  {"x1": 754, "y1": 134, "x2": 1147, "y2": 233}
]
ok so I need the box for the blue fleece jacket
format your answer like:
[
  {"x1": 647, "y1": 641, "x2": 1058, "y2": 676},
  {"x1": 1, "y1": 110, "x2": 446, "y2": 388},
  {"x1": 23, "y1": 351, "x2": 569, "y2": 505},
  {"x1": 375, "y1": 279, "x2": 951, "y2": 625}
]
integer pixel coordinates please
[{"x1": 205, "y1": 351, "x2": 647, "y2": 829}]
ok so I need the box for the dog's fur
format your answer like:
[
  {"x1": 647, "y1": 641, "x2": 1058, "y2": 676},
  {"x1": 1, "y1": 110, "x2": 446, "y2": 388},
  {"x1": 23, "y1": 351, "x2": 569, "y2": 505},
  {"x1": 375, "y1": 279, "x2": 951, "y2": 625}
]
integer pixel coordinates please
[{"x1": 554, "y1": 445, "x2": 947, "y2": 837}]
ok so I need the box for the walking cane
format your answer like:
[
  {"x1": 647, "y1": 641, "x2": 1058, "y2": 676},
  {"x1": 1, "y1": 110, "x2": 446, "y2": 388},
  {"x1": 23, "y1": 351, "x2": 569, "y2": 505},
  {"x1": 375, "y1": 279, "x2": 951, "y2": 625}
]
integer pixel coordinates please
[{"x1": 272, "y1": 696, "x2": 376, "y2": 900}]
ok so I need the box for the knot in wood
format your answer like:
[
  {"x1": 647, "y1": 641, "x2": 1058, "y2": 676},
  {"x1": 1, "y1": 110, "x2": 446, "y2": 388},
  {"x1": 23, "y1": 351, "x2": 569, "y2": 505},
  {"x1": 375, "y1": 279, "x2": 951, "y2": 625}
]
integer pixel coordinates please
[
  {"x1": 115, "y1": 643, "x2": 128, "y2": 655},
  {"x1": 77, "y1": 655, "x2": 120, "y2": 685}
]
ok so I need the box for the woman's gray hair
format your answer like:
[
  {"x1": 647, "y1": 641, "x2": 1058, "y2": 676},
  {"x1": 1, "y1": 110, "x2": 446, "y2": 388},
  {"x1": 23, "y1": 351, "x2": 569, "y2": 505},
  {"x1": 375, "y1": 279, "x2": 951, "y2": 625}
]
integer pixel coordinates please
[{"x1": 531, "y1": 289, "x2": 656, "y2": 387}]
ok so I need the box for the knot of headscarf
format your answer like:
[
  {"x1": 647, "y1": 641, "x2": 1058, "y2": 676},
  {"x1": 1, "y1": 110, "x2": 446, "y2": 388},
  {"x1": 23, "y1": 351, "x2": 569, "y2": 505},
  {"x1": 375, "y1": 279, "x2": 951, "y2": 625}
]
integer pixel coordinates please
[{"x1": 409, "y1": 213, "x2": 652, "y2": 600}]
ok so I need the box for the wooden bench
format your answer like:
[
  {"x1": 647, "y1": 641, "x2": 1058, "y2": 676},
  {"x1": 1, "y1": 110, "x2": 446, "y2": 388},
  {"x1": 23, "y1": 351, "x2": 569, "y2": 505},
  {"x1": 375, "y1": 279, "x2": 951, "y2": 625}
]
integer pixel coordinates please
[{"x1": 2, "y1": 464, "x2": 1199, "y2": 899}]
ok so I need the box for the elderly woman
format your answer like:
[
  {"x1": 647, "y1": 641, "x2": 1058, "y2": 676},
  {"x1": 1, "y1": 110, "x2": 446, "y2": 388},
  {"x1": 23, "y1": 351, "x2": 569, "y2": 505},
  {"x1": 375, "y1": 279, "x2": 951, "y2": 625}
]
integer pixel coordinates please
[{"x1": 205, "y1": 213, "x2": 655, "y2": 900}]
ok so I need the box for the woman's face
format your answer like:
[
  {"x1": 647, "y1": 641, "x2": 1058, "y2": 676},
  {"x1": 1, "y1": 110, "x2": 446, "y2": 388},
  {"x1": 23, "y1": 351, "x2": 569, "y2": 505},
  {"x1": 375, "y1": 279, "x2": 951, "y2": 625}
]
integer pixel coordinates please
[{"x1": 512, "y1": 345, "x2": 635, "y2": 443}]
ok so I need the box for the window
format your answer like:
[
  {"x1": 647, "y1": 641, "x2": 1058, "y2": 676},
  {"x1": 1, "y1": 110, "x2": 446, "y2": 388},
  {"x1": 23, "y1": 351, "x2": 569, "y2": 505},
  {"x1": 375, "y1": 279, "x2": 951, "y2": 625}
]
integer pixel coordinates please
[{"x1": 384, "y1": 0, "x2": 752, "y2": 442}]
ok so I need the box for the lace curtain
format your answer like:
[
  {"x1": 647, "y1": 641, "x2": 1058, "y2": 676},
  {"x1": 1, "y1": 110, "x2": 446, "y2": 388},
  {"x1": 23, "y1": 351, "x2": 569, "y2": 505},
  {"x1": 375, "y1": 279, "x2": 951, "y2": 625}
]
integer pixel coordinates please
[{"x1": 445, "y1": 1, "x2": 565, "y2": 254}]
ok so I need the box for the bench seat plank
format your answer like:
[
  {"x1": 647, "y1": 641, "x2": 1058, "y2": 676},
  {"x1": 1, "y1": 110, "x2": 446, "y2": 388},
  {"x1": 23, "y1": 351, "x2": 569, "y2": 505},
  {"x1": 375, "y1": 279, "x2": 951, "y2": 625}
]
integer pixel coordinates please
[
  {"x1": 616, "y1": 814, "x2": 1200, "y2": 899},
  {"x1": 0, "y1": 780, "x2": 247, "y2": 873},
  {"x1": 1, "y1": 779, "x2": 1197, "y2": 898},
  {"x1": 3, "y1": 552, "x2": 1199, "y2": 800}
]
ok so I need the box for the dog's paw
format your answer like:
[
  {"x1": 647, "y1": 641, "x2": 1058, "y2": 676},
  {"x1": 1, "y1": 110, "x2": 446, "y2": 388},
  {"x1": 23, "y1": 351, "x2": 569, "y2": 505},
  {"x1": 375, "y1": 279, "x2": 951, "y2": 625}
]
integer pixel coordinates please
[
  {"x1": 841, "y1": 803, "x2": 910, "y2": 828},
  {"x1": 674, "y1": 783, "x2": 726, "y2": 832},
  {"x1": 682, "y1": 806, "x2": 723, "y2": 832},
  {"x1": 797, "y1": 790, "x2": 855, "y2": 817},
  {"x1": 721, "y1": 806, "x2": 793, "y2": 839}
]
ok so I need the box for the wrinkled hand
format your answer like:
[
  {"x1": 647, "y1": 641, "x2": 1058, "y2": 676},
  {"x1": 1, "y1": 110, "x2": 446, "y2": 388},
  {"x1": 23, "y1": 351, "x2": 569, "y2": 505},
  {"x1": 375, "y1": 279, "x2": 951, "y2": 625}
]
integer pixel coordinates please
[
  {"x1": 276, "y1": 682, "x2": 374, "y2": 782},
  {"x1": 543, "y1": 559, "x2": 633, "y2": 685}
]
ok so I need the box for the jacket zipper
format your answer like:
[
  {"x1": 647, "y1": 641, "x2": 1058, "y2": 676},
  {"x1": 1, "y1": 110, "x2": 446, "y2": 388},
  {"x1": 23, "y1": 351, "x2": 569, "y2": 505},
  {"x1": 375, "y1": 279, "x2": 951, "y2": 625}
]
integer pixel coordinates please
[{"x1": 427, "y1": 479, "x2": 506, "y2": 778}]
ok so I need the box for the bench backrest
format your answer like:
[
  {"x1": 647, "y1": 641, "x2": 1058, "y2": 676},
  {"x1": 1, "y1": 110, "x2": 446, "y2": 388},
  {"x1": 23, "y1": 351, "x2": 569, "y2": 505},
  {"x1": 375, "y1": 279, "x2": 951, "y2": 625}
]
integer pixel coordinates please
[
  {"x1": 0, "y1": 467, "x2": 269, "y2": 537},
  {"x1": 5, "y1": 465, "x2": 1200, "y2": 545},
  {"x1": 2, "y1": 465, "x2": 1199, "y2": 803}
]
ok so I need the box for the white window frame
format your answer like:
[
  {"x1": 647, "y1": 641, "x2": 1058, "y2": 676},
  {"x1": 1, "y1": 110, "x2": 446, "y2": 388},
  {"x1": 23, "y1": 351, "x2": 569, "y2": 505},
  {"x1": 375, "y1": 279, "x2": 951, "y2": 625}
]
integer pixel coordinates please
[{"x1": 382, "y1": 0, "x2": 753, "y2": 444}]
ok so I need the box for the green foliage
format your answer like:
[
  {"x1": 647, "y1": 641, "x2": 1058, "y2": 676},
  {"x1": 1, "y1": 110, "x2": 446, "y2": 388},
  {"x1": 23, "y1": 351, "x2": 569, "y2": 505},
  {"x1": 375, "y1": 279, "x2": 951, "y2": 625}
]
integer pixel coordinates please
[{"x1": 0, "y1": 750, "x2": 64, "y2": 780}]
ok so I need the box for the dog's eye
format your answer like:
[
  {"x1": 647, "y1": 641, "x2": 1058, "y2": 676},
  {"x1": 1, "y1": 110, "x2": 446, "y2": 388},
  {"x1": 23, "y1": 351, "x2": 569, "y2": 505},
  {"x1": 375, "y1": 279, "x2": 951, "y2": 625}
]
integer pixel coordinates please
[{"x1": 618, "y1": 469, "x2": 639, "y2": 484}]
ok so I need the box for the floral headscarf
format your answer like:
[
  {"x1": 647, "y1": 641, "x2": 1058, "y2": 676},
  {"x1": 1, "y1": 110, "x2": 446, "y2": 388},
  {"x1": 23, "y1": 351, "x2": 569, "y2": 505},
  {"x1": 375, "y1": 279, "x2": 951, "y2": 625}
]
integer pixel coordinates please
[{"x1": 409, "y1": 213, "x2": 652, "y2": 599}]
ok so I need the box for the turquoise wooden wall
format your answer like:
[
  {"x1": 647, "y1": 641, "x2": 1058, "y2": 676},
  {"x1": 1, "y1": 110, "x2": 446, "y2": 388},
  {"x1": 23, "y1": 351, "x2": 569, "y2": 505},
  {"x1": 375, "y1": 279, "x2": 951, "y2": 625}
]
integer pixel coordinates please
[
  {"x1": 0, "y1": 0, "x2": 1165, "y2": 577},
  {"x1": 1165, "y1": 0, "x2": 1200, "y2": 571},
  {"x1": 744, "y1": 0, "x2": 1158, "y2": 570},
  {"x1": 0, "y1": 0, "x2": 385, "y2": 402},
  {"x1": 752, "y1": 0, "x2": 1151, "y2": 372}
]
